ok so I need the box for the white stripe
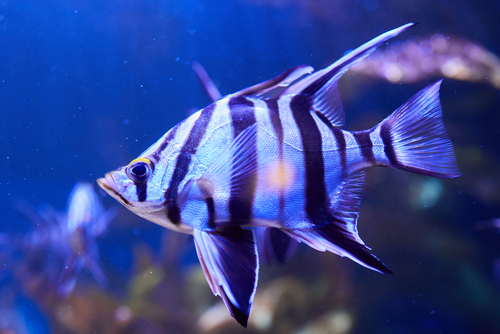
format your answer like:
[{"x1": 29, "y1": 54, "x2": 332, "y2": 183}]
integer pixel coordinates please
[{"x1": 157, "y1": 111, "x2": 202, "y2": 192}]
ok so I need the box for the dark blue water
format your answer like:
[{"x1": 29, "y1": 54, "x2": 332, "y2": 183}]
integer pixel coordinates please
[{"x1": 1, "y1": 1, "x2": 499, "y2": 333}]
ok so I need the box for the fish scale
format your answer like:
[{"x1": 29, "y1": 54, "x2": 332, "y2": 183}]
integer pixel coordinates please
[{"x1": 97, "y1": 23, "x2": 461, "y2": 327}]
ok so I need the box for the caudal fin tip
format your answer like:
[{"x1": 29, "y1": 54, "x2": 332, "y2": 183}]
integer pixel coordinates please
[
  {"x1": 435, "y1": 166, "x2": 462, "y2": 179},
  {"x1": 428, "y1": 79, "x2": 444, "y2": 92}
]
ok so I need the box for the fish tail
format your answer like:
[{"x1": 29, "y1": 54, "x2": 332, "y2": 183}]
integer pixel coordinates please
[{"x1": 376, "y1": 80, "x2": 461, "y2": 178}]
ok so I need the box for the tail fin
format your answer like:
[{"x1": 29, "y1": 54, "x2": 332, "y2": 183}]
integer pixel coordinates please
[{"x1": 378, "y1": 80, "x2": 461, "y2": 178}]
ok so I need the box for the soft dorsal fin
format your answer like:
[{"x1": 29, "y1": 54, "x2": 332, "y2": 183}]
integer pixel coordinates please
[
  {"x1": 232, "y1": 65, "x2": 314, "y2": 99},
  {"x1": 280, "y1": 23, "x2": 415, "y2": 127}
]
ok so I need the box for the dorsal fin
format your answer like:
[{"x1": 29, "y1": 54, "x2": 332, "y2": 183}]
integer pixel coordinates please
[
  {"x1": 232, "y1": 65, "x2": 313, "y2": 99},
  {"x1": 280, "y1": 23, "x2": 415, "y2": 127},
  {"x1": 192, "y1": 61, "x2": 223, "y2": 102}
]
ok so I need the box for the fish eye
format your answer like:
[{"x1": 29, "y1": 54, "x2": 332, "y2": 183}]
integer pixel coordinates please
[{"x1": 126, "y1": 158, "x2": 154, "y2": 183}]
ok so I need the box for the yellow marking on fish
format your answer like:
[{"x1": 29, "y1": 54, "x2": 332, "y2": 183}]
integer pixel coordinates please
[{"x1": 128, "y1": 157, "x2": 152, "y2": 166}]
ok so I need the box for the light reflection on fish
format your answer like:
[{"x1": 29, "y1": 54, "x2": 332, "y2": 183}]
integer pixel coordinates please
[{"x1": 98, "y1": 23, "x2": 461, "y2": 326}]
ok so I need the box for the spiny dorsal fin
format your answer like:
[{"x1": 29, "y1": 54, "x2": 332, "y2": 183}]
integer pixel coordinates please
[
  {"x1": 280, "y1": 23, "x2": 415, "y2": 127},
  {"x1": 232, "y1": 65, "x2": 313, "y2": 99},
  {"x1": 192, "y1": 61, "x2": 223, "y2": 102}
]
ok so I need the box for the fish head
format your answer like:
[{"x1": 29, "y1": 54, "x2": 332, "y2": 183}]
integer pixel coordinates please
[{"x1": 97, "y1": 155, "x2": 175, "y2": 229}]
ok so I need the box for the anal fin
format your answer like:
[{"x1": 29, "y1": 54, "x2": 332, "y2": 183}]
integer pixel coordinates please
[
  {"x1": 284, "y1": 222, "x2": 392, "y2": 274},
  {"x1": 283, "y1": 171, "x2": 392, "y2": 274},
  {"x1": 193, "y1": 228, "x2": 259, "y2": 327}
]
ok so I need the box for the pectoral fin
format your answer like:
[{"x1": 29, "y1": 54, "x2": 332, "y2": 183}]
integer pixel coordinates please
[
  {"x1": 197, "y1": 123, "x2": 258, "y2": 199},
  {"x1": 193, "y1": 228, "x2": 259, "y2": 327}
]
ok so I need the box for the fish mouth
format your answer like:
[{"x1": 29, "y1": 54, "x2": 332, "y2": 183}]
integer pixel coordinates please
[{"x1": 97, "y1": 173, "x2": 131, "y2": 206}]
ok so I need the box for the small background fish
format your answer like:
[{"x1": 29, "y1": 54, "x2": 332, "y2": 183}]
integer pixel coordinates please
[
  {"x1": 0, "y1": 182, "x2": 116, "y2": 324},
  {"x1": 1, "y1": 0, "x2": 500, "y2": 333}
]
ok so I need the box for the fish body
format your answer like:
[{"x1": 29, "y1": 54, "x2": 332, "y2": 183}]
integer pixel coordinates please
[{"x1": 98, "y1": 23, "x2": 461, "y2": 326}]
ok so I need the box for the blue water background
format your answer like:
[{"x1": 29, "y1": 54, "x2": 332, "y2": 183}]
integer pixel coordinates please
[{"x1": 1, "y1": 0, "x2": 500, "y2": 333}]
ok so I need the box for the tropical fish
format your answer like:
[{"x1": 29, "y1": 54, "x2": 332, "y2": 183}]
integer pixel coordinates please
[{"x1": 97, "y1": 23, "x2": 461, "y2": 327}]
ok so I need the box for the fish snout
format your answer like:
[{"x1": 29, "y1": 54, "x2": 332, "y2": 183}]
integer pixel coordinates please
[{"x1": 97, "y1": 173, "x2": 119, "y2": 195}]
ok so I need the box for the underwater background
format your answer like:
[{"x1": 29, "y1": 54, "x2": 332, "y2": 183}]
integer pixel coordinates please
[{"x1": 1, "y1": 0, "x2": 500, "y2": 333}]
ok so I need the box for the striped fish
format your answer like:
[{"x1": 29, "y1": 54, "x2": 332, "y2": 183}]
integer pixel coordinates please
[{"x1": 97, "y1": 23, "x2": 461, "y2": 327}]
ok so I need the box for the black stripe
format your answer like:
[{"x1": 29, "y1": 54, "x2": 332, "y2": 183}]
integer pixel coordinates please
[
  {"x1": 290, "y1": 95, "x2": 327, "y2": 218},
  {"x1": 164, "y1": 103, "x2": 216, "y2": 224},
  {"x1": 380, "y1": 122, "x2": 397, "y2": 167},
  {"x1": 152, "y1": 123, "x2": 180, "y2": 163},
  {"x1": 136, "y1": 182, "x2": 147, "y2": 202},
  {"x1": 229, "y1": 96, "x2": 255, "y2": 137},
  {"x1": 315, "y1": 111, "x2": 347, "y2": 178},
  {"x1": 380, "y1": 122, "x2": 445, "y2": 177},
  {"x1": 353, "y1": 130, "x2": 376, "y2": 164},
  {"x1": 205, "y1": 197, "x2": 216, "y2": 229},
  {"x1": 266, "y1": 99, "x2": 283, "y2": 142},
  {"x1": 266, "y1": 99, "x2": 286, "y2": 220},
  {"x1": 228, "y1": 96, "x2": 257, "y2": 224}
]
